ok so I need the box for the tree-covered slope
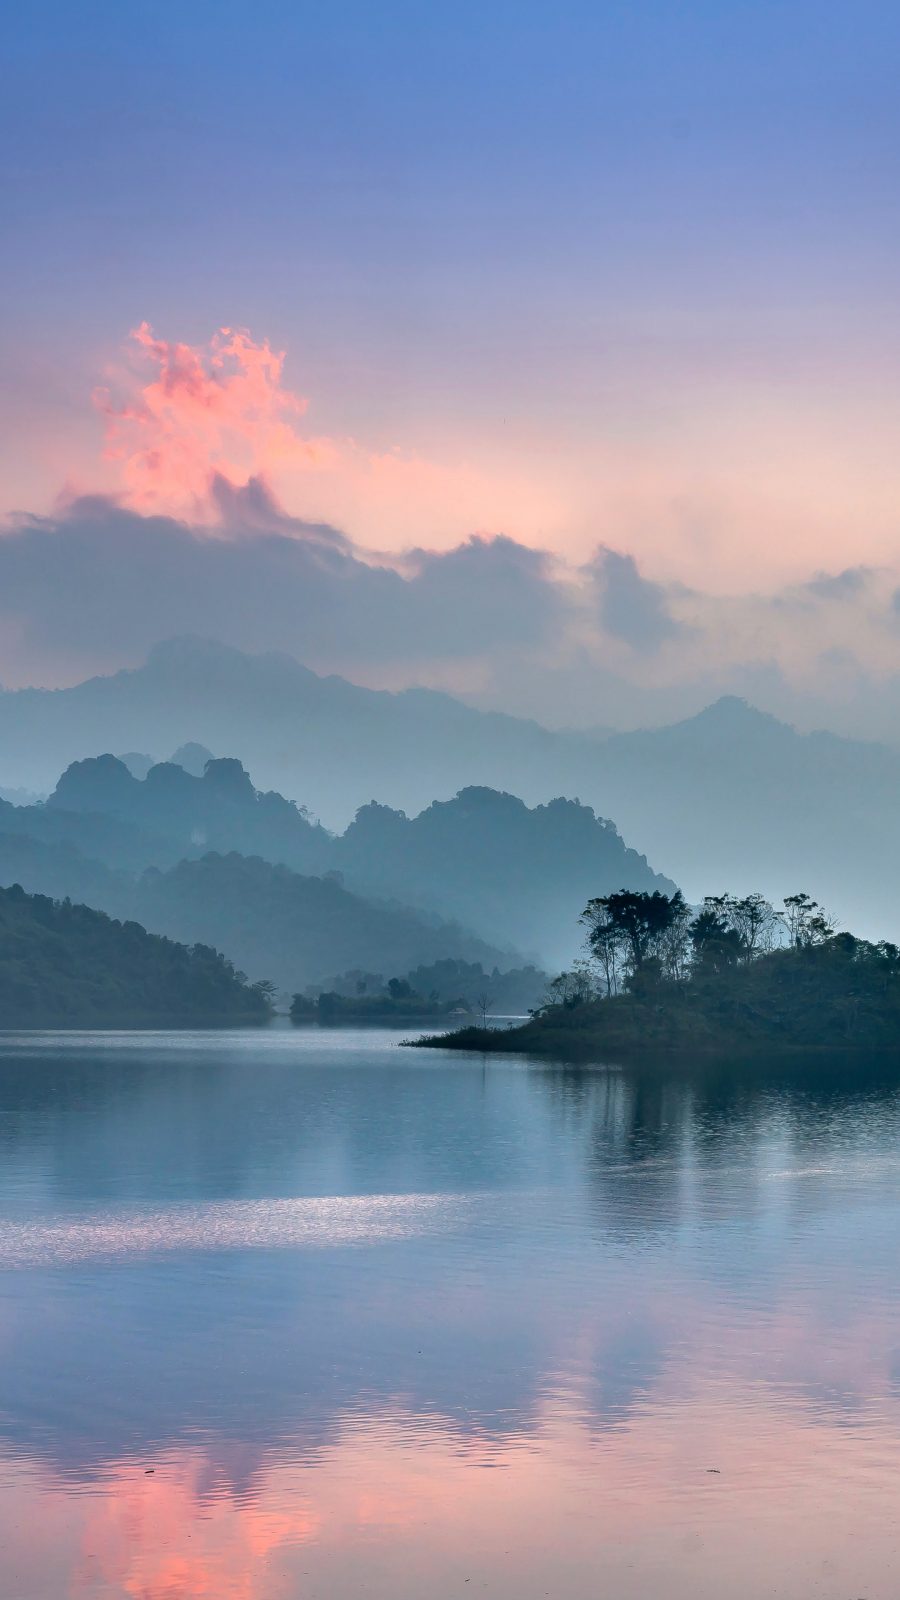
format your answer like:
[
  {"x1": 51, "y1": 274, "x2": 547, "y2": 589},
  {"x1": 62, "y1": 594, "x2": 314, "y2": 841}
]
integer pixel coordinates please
[
  {"x1": 0, "y1": 884, "x2": 272, "y2": 1026},
  {"x1": 0, "y1": 836, "x2": 522, "y2": 993},
  {"x1": 130, "y1": 853, "x2": 517, "y2": 994}
]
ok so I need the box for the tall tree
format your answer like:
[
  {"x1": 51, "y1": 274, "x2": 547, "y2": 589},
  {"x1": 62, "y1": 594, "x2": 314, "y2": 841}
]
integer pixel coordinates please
[{"x1": 582, "y1": 889, "x2": 688, "y2": 977}]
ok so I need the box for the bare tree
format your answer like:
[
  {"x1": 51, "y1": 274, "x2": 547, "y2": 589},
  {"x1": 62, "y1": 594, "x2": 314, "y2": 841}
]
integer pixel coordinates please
[
  {"x1": 782, "y1": 893, "x2": 836, "y2": 948},
  {"x1": 580, "y1": 900, "x2": 622, "y2": 996},
  {"x1": 658, "y1": 894, "x2": 693, "y2": 981},
  {"x1": 475, "y1": 990, "x2": 493, "y2": 1028}
]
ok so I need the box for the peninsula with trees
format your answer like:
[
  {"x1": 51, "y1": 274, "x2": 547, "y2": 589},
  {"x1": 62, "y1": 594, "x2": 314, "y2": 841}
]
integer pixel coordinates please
[{"x1": 417, "y1": 889, "x2": 900, "y2": 1057}]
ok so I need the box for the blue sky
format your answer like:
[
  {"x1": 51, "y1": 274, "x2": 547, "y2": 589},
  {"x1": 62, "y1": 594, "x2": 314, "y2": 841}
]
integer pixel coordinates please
[{"x1": 2, "y1": 0, "x2": 900, "y2": 697}]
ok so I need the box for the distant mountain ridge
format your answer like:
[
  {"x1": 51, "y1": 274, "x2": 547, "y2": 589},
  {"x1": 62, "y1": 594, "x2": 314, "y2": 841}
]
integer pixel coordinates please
[
  {"x1": 47, "y1": 752, "x2": 332, "y2": 874},
  {"x1": 1, "y1": 757, "x2": 673, "y2": 968},
  {"x1": 332, "y1": 786, "x2": 672, "y2": 962},
  {"x1": 26, "y1": 752, "x2": 666, "y2": 960},
  {"x1": 0, "y1": 637, "x2": 576, "y2": 822},
  {"x1": 1, "y1": 638, "x2": 899, "y2": 940}
]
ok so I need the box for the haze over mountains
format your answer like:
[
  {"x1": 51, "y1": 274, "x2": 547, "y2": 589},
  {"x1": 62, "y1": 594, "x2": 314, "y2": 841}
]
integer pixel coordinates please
[
  {"x1": 0, "y1": 637, "x2": 573, "y2": 820},
  {"x1": 0, "y1": 752, "x2": 670, "y2": 975},
  {"x1": 1, "y1": 635, "x2": 898, "y2": 944},
  {"x1": 0, "y1": 828, "x2": 525, "y2": 996}
]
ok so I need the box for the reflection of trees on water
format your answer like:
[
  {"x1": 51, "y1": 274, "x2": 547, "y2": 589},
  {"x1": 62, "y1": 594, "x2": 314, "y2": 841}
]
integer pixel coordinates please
[
  {"x1": 528, "y1": 1058, "x2": 900, "y2": 1434},
  {"x1": 530, "y1": 1057, "x2": 900, "y2": 1240}
]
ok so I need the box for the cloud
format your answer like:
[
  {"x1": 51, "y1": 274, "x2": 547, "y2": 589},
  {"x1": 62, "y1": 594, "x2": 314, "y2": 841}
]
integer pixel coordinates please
[
  {"x1": 801, "y1": 566, "x2": 872, "y2": 601},
  {"x1": 2, "y1": 487, "x2": 900, "y2": 743},
  {"x1": 88, "y1": 323, "x2": 564, "y2": 554},
  {"x1": 0, "y1": 497, "x2": 566, "y2": 687},
  {"x1": 589, "y1": 546, "x2": 685, "y2": 651},
  {"x1": 95, "y1": 323, "x2": 339, "y2": 520}
]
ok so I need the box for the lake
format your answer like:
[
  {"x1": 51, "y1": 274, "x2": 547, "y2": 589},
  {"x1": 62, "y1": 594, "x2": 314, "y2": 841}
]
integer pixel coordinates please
[{"x1": 2, "y1": 1026, "x2": 900, "y2": 1598}]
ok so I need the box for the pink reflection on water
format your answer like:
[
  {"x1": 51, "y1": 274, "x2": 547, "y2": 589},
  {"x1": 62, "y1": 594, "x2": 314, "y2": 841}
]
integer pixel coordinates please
[{"x1": 4, "y1": 1388, "x2": 900, "y2": 1600}]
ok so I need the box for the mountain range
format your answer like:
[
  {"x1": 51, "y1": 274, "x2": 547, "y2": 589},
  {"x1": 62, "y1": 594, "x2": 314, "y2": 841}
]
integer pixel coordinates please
[
  {"x1": 0, "y1": 755, "x2": 672, "y2": 972},
  {"x1": 2, "y1": 636, "x2": 899, "y2": 941},
  {"x1": 0, "y1": 831, "x2": 518, "y2": 995}
]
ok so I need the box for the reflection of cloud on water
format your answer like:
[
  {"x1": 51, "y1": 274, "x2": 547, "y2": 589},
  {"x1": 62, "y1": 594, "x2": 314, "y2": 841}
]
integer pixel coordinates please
[
  {"x1": 0, "y1": 1192, "x2": 480, "y2": 1269},
  {"x1": 68, "y1": 1453, "x2": 318, "y2": 1600},
  {"x1": 8, "y1": 1398, "x2": 900, "y2": 1600}
]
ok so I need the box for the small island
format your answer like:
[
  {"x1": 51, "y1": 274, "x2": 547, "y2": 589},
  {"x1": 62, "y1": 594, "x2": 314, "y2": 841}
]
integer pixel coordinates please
[
  {"x1": 415, "y1": 889, "x2": 900, "y2": 1058},
  {"x1": 0, "y1": 883, "x2": 274, "y2": 1027},
  {"x1": 290, "y1": 960, "x2": 547, "y2": 1025}
]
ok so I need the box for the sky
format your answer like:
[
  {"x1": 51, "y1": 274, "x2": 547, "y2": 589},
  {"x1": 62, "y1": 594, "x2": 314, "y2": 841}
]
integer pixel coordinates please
[{"x1": 3, "y1": 0, "x2": 900, "y2": 728}]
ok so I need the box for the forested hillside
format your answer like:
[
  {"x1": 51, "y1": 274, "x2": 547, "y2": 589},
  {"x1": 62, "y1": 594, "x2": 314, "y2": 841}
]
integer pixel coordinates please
[
  {"x1": 0, "y1": 884, "x2": 272, "y2": 1026},
  {"x1": 0, "y1": 835, "x2": 517, "y2": 994},
  {"x1": 130, "y1": 853, "x2": 514, "y2": 993}
]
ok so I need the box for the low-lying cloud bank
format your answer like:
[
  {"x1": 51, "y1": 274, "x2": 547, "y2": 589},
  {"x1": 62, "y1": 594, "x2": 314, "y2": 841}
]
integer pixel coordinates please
[{"x1": 3, "y1": 486, "x2": 900, "y2": 739}]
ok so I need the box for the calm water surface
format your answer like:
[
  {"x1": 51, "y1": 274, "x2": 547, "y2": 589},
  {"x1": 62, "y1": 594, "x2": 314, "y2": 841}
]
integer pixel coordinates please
[{"x1": 2, "y1": 1026, "x2": 900, "y2": 1598}]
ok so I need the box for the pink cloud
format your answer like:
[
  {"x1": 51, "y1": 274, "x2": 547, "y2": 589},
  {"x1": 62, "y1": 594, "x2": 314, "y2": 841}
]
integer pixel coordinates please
[
  {"x1": 95, "y1": 323, "x2": 337, "y2": 519},
  {"x1": 89, "y1": 322, "x2": 567, "y2": 550}
]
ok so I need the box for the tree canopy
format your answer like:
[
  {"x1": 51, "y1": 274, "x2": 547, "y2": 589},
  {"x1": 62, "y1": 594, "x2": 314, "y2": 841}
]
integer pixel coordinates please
[
  {"x1": 0, "y1": 883, "x2": 273, "y2": 1026},
  {"x1": 422, "y1": 888, "x2": 900, "y2": 1057}
]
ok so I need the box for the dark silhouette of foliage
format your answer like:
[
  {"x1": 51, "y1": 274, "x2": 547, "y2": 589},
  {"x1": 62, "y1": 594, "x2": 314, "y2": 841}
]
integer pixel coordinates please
[
  {"x1": 583, "y1": 889, "x2": 688, "y2": 973},
  {"x1": 690, "y1": 906, "x2": 745, "y2": 973},
  {"x1": 423, "y1": 889, "x2": 900, "y2": 1058},
  {"x1": 0, "y1": 883, "x2": 272, "y2": 1026}
]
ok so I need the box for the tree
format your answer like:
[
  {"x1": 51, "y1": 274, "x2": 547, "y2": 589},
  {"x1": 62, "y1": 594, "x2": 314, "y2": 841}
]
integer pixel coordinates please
[
  {"x1": 657, "y1": 892, "x2": 693, "y2": 981},
  {"x1": 475, "y1": 990, "x2": 493, "y2": 1027},
  {"x1": 730, "y1": 893, "x2": 779, "y2": 961},
  {"x1": 580, "y1": 899, "x2": 623, "y2": 996},
  {"x1": 583, "y1": 889, "x2": 688, "y2": 978},
  {"x1": 782, "y1": 893, "x2": 835, "y2": 948},
  {"x1": 545, "y1": 962, "x2": 597, "y2": 1009},
  {"x1": 690, "y1": 902, "x2": 745, "y2": 974}
]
